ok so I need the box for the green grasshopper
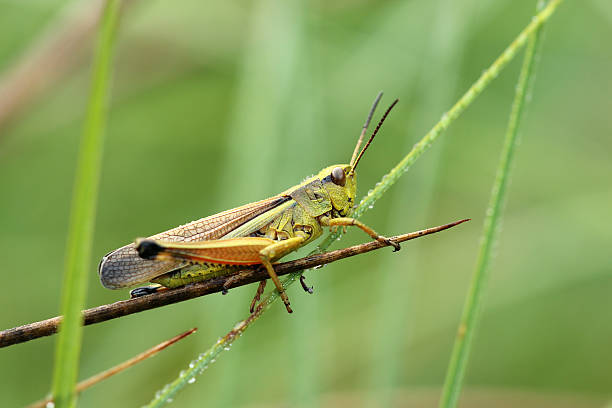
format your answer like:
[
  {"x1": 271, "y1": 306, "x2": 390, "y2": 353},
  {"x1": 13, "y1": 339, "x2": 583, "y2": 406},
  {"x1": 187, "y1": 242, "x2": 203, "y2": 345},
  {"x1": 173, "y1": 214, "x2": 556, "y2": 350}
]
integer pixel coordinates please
[{"x1": 99, "y1": 96, "x2": 408, "y2": 313}]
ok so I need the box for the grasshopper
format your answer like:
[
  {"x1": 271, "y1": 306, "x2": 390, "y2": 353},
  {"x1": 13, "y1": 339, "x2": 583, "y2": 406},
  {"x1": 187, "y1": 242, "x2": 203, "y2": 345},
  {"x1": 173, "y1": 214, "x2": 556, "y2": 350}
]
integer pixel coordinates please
[{"x1": 99, "y1": 95, "x2": 404, "y2": 313}]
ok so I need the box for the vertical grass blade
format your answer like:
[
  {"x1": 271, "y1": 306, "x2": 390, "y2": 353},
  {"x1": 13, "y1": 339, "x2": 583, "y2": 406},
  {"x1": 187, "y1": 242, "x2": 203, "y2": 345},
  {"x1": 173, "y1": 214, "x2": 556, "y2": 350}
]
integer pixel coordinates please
[
  {"x1": 210, "y1": 1, "x2": 305, "y2": 406},
  {"x1": 144, "y1": 2, "x2": 562, "y2": 406},
  {"x1": 51, "y1": 1, "x2": 120, "y2": 407},
  {"x1": 366, "y1": 1, "x2": 474, "y2": 404},
  {"x1": 438, "y1": 2, "x2": 552, "y2": 407},
  {"x1": 344, "y1": 0, "x2": 561, "y2": 225}
]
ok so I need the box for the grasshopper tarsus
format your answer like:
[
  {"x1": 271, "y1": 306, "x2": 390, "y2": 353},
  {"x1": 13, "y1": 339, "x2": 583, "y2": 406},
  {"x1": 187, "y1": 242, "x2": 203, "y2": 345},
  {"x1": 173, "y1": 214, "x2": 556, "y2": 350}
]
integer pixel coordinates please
[
  {"x1": 299, "y1": 275, "x2": 314, "y2": 294},
  {"x1": 376, "y1": 235, "x2": 401, "y2": 251},
  {"x1": 388, "y1": 239, "x2": 401, "y2": 252}
]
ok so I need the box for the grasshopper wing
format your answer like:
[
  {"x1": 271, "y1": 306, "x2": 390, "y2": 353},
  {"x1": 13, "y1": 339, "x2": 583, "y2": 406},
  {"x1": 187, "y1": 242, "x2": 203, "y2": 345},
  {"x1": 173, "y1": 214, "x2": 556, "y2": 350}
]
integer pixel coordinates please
[{"x1": 99, "y1": 196, "x2": 289, "y2": 289}]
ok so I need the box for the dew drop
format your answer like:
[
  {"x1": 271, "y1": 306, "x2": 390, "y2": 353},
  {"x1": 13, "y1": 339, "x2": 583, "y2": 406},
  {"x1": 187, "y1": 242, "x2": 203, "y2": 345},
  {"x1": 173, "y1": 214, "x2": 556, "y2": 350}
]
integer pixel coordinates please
[
  {"x1": 188, "y1": 377, "x2": 196, "y2": 384},
  {"x1": 46, "y1": 403, "x2": 55, "y2": 408}
]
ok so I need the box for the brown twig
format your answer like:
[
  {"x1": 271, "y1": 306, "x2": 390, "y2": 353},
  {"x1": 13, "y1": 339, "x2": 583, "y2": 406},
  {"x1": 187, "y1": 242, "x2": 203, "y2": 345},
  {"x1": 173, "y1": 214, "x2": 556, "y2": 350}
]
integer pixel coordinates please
[
  {"x1": 27, "y1": 328, "x2": 197, "y2": 408},
  {"x1": 0, "y1": 219, "x2": 469, "y2": 348}
]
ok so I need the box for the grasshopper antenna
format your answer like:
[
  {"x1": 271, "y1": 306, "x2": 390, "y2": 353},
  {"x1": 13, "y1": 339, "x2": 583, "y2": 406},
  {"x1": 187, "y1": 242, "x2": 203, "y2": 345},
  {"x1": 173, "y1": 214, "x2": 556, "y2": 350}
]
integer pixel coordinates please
[
  {"x1": 350, "y1": 98, "x2": 399, "y2": 175},
  {"x1": 350, "y1": 91, "x2": 384, "y2": 167}
]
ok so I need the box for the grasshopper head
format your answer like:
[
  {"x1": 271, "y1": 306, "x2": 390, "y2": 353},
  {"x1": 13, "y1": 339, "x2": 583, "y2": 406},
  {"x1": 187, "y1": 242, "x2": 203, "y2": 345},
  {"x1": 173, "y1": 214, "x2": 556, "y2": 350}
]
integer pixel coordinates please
[
  {"x1": 316, "y1": 96, "x2": 398, "y2": 218},
  {"x1": 318, "y1": 164, "x2": 356, "y2": 217}
]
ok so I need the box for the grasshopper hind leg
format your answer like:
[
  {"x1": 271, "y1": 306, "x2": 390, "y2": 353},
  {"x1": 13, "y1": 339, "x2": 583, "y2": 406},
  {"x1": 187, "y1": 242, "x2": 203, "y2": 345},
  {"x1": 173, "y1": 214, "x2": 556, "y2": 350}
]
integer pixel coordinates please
[{"x1": 258, "y1": 235, "x2": 307, "y2": 314}]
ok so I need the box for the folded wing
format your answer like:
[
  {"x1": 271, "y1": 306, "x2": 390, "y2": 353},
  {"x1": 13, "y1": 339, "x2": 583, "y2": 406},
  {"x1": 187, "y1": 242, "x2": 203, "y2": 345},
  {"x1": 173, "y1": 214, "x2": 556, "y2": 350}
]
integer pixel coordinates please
[{"x1": 99, "y1": 196, "x2": 289, "y2": 289}]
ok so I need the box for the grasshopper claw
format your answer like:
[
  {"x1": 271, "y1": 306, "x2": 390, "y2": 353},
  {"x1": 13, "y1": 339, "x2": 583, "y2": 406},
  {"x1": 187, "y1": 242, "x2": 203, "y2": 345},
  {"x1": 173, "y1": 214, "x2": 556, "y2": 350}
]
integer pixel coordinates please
[
  {"x1": 300, "y1": 274, "x2": 314, "y2": 294},
  {"x1": 379, "y1": 236, "x2": 401, "y2": 252}
]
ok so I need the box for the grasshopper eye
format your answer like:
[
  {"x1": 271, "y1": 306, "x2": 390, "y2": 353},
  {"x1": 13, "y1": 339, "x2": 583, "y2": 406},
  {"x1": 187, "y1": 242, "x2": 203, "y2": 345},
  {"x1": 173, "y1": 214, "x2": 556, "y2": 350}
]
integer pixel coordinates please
[{"x1": 331, "y1": 167, "x2": 346, "y2": 186}]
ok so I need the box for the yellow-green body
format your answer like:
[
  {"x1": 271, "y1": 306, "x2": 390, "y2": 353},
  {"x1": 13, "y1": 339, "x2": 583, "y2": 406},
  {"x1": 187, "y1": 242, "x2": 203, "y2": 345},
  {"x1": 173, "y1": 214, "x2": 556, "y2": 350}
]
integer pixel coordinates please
[
  {"x1": 99, "y1": 95, "x2": 399, "y2": 313},
  {"x1": 99, "y1": 165, "x2": 357, "y2": 290}
]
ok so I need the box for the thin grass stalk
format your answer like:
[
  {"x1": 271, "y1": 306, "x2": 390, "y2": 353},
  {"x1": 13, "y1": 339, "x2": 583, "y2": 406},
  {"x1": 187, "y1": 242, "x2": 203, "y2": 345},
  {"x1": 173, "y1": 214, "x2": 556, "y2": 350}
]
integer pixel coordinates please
[
  {"x1": 31, "y1": 329, "x2": 195, "y2": 408},
  {"x1": 51, "y1": 1, "x2": 120, "y2": 406},
  {"x1": 211, "y1": 1, "x2": 306, "y2": 406},
  {"x1": 366, "y1": 0, "x2": 471, "y2": 404},
  {"x1": 438, "y1": 2, "x2": 551, "y2": 407},
  {"x1": 145, "y1": 2, "x2": 562, "y2": 406}
]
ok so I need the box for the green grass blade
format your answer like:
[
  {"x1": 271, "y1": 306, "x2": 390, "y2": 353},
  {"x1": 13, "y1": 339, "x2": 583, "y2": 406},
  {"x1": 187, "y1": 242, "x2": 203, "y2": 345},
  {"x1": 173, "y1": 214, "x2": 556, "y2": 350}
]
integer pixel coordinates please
[
  {"x1": 438, "y1": 2, "x2": 553, "y2": 408},
  {"x1": 346, "y1": 0, "x2": 562, "y2": 224},
  {"x1": 365, "y1": 0, "x2": 476, "y2": 404},
  {"x1": 51, "y1": 1, "x2": 120, "y2": 407},
  {"x1": 210, "y1": 1, "x2": 306, "y2": 406},
  {"x1": 144, "y1": 2, "x2": 562, "y2": 406}
]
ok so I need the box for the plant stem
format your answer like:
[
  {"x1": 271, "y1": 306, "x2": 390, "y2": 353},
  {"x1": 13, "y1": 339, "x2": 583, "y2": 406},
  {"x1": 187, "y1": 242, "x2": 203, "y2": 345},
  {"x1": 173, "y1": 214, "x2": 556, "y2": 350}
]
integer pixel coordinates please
[
  {"x1": 30, "y1": 329, "x2": 195, "y2": 408},
  {"x1": 438, "y1": 2, "x2": 551, "y2": 407},
  {"x1": 0, "y1": 220, "x2": 466, "y2": 348},
  {"x1": 51, "y1": 1, "x2": 120, "y2": 407}
]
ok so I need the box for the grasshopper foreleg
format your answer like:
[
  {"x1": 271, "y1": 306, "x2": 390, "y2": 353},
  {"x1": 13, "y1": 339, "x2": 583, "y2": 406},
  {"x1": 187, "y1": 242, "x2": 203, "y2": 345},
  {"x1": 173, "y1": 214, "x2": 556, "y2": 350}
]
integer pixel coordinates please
[{"x1": 328, "y1": 217, "x2": 401, "y2": 251}]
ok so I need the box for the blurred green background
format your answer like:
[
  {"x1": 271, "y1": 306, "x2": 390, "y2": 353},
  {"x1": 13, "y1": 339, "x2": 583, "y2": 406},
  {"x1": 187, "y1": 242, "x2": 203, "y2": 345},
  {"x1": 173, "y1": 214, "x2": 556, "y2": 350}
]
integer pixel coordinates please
[{"x1": 1, "y1": 0, "x2": 611, "y2": 407}]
